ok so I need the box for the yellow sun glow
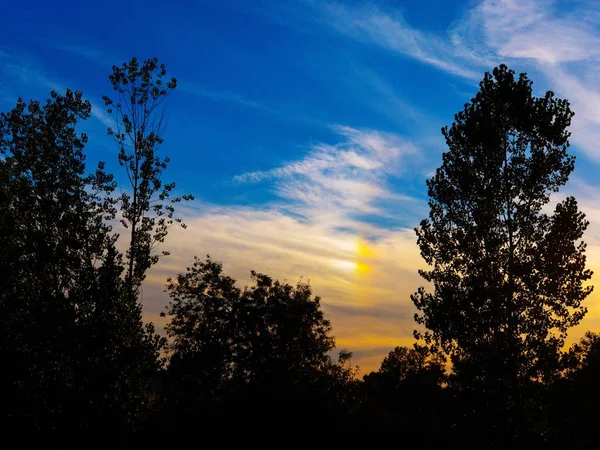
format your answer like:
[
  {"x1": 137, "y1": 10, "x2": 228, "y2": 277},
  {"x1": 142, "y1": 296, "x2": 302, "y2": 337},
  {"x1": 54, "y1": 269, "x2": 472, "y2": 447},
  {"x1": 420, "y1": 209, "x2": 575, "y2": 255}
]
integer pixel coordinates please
[
  {"x1": 331, "y1": 238, "x2": 376, "y2": 274},
  {"x1": 355, "y1": 238, "x2": 374, "y2": 275}
]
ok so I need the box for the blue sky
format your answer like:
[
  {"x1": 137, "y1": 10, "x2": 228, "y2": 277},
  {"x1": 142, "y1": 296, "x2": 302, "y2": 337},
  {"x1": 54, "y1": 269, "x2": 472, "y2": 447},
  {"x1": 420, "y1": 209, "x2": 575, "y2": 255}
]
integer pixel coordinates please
[{"x1": 4, "y1": 0, "x2": 600, "y2": 370}]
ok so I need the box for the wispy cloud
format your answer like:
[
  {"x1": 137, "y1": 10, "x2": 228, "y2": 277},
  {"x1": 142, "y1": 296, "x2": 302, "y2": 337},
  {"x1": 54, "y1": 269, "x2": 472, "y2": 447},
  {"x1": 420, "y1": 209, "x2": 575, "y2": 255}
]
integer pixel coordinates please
[
  {"x1": 55, "y1": 43, "x2": 118, "y2": 67},
  {"x1": 459, "y1": 0, "x2": 600, "y2": 64},
  {"x1": 138, "y1": 127, "x2": 425, "y2": 372},
  {"x1": 313, "y1": 2, "x2": 488, "y2": 80},
  {"x1": 234, "y1": 125, "x2": 420, "y2": 230},
  {"x1": 0, "y1": 50, "x2": 115, "y2": 129},
  {"x1": 349, "y1": 65, "x2": 427, "y2": 125},
  {"x1": 0, "y1": 51, "x2": 63, "y2": 92},
  {"x1": 179, "y1": 82, "x2": 281, "y2": 115},
  {"x1": 453, "y1": 0, "x2": 600, "y2": 160}
]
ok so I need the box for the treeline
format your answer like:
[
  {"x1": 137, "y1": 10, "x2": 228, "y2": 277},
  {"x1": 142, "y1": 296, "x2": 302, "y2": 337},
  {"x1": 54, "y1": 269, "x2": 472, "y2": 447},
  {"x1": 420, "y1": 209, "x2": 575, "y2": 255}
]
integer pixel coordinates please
[{"x1": 1, "y1": 58, "x2": 599, "y2": 448}]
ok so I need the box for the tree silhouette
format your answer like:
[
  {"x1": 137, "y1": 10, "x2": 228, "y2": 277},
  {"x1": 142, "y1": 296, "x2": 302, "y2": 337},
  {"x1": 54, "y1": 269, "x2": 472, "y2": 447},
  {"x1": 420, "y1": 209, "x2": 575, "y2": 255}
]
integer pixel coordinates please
[
  {"x1": 3, "y1": 56, "x2": 598, "y2": 445},
  {"x1": 158, "y1": 256, "x2": 356, "y2": 434},
  {"x1": 549, "y1": 332, "x2": 600, "y2": 449},
  {"x1": 103, "y1": 57, "x2": 193, "y2": 296},
  {"x1": 0, "y1": 88, "x2": 163, "y2": 435},
  {"x1": 411, "y1": 65, "x2": 592, "y2": 446},
  {"x1": 358, "y1": 346, "x2": 446, "y2": 439},
  {"x1": 0, "y1": 90, "x2": 107, "y2": 432}
]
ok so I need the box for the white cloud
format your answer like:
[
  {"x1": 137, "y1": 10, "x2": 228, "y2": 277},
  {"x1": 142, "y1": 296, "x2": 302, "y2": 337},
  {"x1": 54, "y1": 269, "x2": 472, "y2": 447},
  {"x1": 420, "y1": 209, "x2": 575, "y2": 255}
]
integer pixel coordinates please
[
  {"x1": 140, "y1": 127, "x2": 426, "y2": 373},
  {"x1": 234, "y1": 125, "x2": 419, "y2": 227},
  {"x1": 463, "y1": 0, "x2": 600, "y2": 64},
  {"x1": 314, "y1": 2, "x2": 488, "y2": 80},
  {"x1": 453, "y1": 0, "x2": 600, "y2": 160}
]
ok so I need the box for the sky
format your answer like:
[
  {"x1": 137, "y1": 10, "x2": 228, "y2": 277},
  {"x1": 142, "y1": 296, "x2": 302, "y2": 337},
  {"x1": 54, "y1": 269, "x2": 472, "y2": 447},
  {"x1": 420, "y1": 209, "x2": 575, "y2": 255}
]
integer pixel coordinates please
[{"x1": 4, "y1": 0, "x2": 600, "y2": 372}]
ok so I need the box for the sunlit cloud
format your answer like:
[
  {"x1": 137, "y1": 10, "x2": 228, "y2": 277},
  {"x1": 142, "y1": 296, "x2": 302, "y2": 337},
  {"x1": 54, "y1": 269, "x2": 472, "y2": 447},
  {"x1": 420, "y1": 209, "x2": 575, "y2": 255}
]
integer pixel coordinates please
[{"x1": 140, "y1": 126, "x2": 426, "y2": 373}]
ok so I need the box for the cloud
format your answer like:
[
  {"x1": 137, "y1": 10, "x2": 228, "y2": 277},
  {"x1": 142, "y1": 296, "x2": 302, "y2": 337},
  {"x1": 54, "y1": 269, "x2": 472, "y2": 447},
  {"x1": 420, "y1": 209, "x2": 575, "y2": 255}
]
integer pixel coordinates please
[
  {"x1": 453, "y1": 0, "x2": 600, "y2": 160},
  {"x1": 234, "y1": 125, "x2": 420, "y2": 228},
  {"x1": 349, "y1": 65, "x2": 428, "y2": 125},
  {"x1": 310, "y1": 0, "x2": 600, "y2": 163},
  {"x1": 0, "y1": 50, "x2": 115, "y2": 129},
  {"x1": 313, "y1": 1, "x2": 488, "y2": 80},
  {"x1": 55, "y1": 43, "x2": 118, "y2": 67},
  {"x1": 143, "y1": 209, "x2": 425, "y2": 373},
  {"x1": 140, "y1": 127, "x2": 426, "y2": 373},
  {"x1": 460, "y1": 0, "x2": 600, "y2": 64},
  {"x1": 179, "y1": 82, "x2": 282, "y2": 115}
]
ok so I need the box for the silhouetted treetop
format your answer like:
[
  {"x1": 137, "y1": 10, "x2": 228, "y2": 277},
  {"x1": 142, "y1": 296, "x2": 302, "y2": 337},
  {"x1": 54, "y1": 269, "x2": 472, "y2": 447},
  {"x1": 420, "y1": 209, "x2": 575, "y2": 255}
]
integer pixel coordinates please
[
  {"x1": 163, "y1": 256, "x2": 337, "y2": 382},
  {"x1": 103, "y1": 57, "x2": 193, "y2": 295}
]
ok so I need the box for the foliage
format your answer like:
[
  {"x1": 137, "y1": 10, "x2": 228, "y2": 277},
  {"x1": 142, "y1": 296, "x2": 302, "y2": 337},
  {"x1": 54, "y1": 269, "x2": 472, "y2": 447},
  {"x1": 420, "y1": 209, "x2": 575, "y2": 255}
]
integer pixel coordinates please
[
  {"x1": 549, "y1": 332, "x2": 600, "y2": 449},
  {"x1": 412, "y1": 64, "x2": 593, "y2": 446},
  {"x1": 103, "y1": 57, "x2": 193, "y2": 294},
  {"x1": 413, "y1": 64, "x2": 591, "y2": 382},
  {"x1": 0, "y1": 87, "x2": 163, "y2": 434},
  {"x1": 358, "y1": 346, "x2": 446, "y2": 439},
  {"x1": 160, "y1": 256, "x2": 356, "y2": 431}
]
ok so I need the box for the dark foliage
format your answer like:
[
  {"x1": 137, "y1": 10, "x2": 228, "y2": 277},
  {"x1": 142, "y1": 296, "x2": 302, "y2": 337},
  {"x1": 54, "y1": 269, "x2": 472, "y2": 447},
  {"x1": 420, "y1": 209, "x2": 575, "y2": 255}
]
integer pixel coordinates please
[
  {"x1": 103, "y1": 57, "x2": 193, "y2": 295},
  {"x1": 0, "y1": 89, "x2": 161, "y2": 436},
  {"x1": 357, "y1": 346, "x2": 447, "y2": 440},
  {"x1": 152, "y1": 256, "x2": 358, "y2": 437},
  {"x1": 412, "y1": 64, "x2": 592, "y2": 448}
]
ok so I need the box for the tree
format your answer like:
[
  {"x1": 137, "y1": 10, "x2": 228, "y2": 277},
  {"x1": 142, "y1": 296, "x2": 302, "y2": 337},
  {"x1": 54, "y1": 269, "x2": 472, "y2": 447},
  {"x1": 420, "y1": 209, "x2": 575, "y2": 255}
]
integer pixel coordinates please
[
  {"x1": 103, "y1": 57, "x2": 193, "y2": 296},
  {"x1": 376, "y1": 346, "x2": 445, "y2": 386},
  {"x1": 549, "y1": 332, "x2": 600, "y2": 449},
  {"x1": 411, "y1": 65, "x2": 592, "y2": 445},
  {"x1": 0, "y1": 90, "x2": 115, "y2": 432},
  {"x1": 159, "y1": 256, "x2": 355, "y2": 433},
  {"x1": 0, "y1": 88, "x2": 163, "y2": 435},
  {"x1": 358, "y1": 346, "x2": 446, "y2": 439}
]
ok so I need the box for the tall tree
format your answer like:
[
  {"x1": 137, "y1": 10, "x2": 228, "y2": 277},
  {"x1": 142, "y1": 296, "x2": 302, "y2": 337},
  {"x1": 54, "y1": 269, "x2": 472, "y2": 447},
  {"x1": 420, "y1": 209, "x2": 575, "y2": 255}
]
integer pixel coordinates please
[
  {"x1": 103, "y1": 57, "x2": 193, "y2": 295},
  {"x1": 411, "y1": 65, "x2": 592, "y2": 444}
]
